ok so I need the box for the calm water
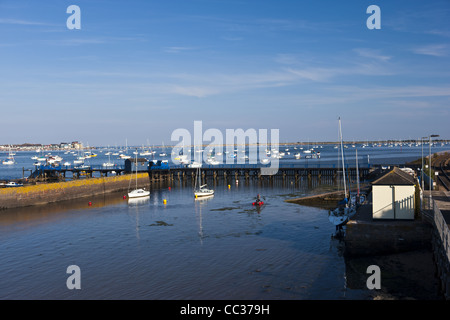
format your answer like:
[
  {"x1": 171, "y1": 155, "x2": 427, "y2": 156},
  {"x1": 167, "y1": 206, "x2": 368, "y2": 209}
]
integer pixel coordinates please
[
  {"x1": 0, "y1": 144, "x2": 447, "y2": 300},
  {"x1": 1, "y1": 178, "x2": 373, "y2": 300}
]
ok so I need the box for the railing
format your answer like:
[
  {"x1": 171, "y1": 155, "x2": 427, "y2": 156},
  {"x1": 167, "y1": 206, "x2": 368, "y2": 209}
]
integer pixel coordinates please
[
  {"x1": 37, "y1": 164, "x2": 126, "y2": 171},
  {"x1": 433, "y1": 199, "x2": 450, "y2": 263}
]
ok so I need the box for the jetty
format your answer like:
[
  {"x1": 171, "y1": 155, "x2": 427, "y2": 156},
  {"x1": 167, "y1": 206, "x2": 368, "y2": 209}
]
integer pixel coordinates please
[
  {"x1": 0, "y1": 160, "x2": 382, "y2": 211},
  {"x1": 22, "y1": 162, "x2": 374, "y2": 183},
  {"x1": 148, "y1": 163, "x2": 375, "y2": 185}
]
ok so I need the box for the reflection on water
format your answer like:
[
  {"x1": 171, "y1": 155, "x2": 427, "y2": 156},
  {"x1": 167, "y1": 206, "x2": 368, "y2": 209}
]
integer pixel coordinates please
[{"x1": 0, "y1": 177, "x2": 441, "y2": 300}]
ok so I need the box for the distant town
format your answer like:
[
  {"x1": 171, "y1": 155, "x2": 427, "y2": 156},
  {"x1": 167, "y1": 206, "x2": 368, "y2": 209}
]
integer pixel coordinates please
[{"x1": 0, "y1": 139, "x2": 449, "y2": 152}]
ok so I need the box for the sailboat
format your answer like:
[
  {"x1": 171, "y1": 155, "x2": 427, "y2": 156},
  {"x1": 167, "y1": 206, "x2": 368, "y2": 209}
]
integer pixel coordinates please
[
  {"x1": 351, "y1": 148, "x2": 366, "y2": 206},
  {"x1": 102, "y1": 152, "x2": 114, "y2": 167},
  {"x1": 159, "y1": 141, "x2": 167, "y2": 157},
  {"x1": 128, "y1": 151, "x2": 150, "y2": 199},
  {"x1": 328, "y1": 117, "x2": 356, "y2": 227},
  {"x1": 2, "y1": 146, "x2": 16, "y2": 165},
  {"x1": 194, "y1": 167, "x2": 214, "y2": 198},
  {"x1": 120, "y1": 139, "x2": 131, "y2": 159}
]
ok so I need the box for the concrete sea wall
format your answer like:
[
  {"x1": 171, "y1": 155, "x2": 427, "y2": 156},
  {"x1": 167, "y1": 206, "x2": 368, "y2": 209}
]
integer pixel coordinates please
[
  {"x1": 431, "y1": 200, "x2": 450, "y2": 299},
  {"x1": 344, "y1": 219, "x2": 433, "y2": 257},
  {"x1": 0, "y1": 173, "x2": 150, "y2": 210}
]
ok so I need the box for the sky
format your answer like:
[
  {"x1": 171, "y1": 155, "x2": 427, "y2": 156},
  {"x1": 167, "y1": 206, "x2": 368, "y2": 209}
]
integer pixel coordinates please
[{"x1": 0, "y1": 0, "x2": 449, "y2": 146}]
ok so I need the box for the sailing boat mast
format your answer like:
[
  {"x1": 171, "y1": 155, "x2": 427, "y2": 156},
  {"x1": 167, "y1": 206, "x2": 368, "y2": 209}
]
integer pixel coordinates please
[
  {"x1": 339, "y1": 117, "x2": 348, "y2": 206},
  {"x1": 135, "y1": 149, "x2": 138, "y2": 190},
  {"x1": 356, "y1": 147, "x2": 360, "y2": 202}
]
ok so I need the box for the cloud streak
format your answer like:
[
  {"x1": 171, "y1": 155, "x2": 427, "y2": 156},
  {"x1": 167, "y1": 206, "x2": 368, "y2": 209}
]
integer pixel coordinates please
[
  {"x1": 412, "y1": 44, "x2": 448, "y2": 57},
  {"x1": 0, "y1": 18, "x2": 53, "y2": 26}
]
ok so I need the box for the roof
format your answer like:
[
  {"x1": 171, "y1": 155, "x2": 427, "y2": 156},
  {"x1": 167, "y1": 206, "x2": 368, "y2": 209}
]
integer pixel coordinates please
[{"x1": 372, "y1": 167, "x2": 415, "y2": 186}]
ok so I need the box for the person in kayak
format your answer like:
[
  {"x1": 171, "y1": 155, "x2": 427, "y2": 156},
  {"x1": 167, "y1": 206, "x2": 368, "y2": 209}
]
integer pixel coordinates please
[{"x1": 253, "y1": 194, "x2": 263, "y2": 206}]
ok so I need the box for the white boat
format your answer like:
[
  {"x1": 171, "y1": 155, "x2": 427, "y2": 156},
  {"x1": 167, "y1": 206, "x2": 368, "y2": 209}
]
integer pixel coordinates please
[
  {"x1": 159, "y1": 142, "x2": 167, "y2": 157},
  {"x1": 328, "y1": 117, "x2": 356, "y2": 228},
  {"x1": 128, "y1": 188, "x2": 150, "y2": 198},
  {"x1": 3, "y1": 146, "x2": 16, "y2": 165},
  {"x1": 194, "y1": 167, "x2": 214, "y2": 198},
  {"x1": 47, "y1": 155, "x2": 63, "y2": 164},
  {"x1": 102, "y1": 153, "x2": 114, "y2": 167},
  {"x1": 128, "y1": 151, "x2": 150, "y2": 199},
  {"x1": 206, "y1": 157, "x2": 220, "y2": 165},
  {"x1": 188, "y1": 161, "x2": 202, "y2": 168},
  {"x1": 5, "y1": 181, "x2": 23, "y2": 187},
  {"x1": 195, "y1": 185, "x2": 215, "y2": 198},
  {"x1": 2, "y1": 159, "x2": 15, "y2": 165}
]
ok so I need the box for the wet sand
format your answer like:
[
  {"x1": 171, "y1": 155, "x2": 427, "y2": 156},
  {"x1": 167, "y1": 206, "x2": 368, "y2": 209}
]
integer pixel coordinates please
[{"x1": 346, "y1": 249, "x2": 443, "y2": 300}]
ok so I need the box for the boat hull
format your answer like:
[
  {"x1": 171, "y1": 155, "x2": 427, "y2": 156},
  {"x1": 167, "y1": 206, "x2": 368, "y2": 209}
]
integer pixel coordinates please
[
  {"x1": 128, "y1": 189, "x2": 150, "y2": 198},
  {"x1": 195, "y1": 191, "x2": 214, "y2": 197}
]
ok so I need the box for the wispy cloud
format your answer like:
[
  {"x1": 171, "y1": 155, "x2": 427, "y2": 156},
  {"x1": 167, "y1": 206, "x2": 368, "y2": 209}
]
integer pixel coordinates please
[
  {"x1": 0, "y1": 18, "x2": 54, "y2": 26},
  {"x1": 353, "y1": 48, "x2": 392, "y2": 61},
  {"x1": 164, "y1": 46, "x2": 195, "y2": 54},
  {"x1": 412, "y1": 44, "x2": 448, "y2": 57},
  {"x1": 286, "y1": 62, "x2": 394, "y2": 83}
]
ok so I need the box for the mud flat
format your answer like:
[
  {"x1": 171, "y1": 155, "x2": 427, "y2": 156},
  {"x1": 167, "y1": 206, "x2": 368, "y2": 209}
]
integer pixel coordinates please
[{"x1": 285, "y1": 190, "x2": 346, "y2": 209}]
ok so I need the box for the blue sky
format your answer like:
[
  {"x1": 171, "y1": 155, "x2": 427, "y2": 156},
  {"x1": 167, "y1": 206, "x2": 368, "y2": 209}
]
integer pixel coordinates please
[{"x1": 0, "y1": 0, "x2": 449, "y2": 146}]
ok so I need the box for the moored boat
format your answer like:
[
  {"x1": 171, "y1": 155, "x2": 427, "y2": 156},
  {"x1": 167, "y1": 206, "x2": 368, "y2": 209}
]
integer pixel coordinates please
[
  {"x1": 194, "y1": 167, "x2": 214, "y2": 198},
  {"x1": 328, "y1": 117, "x2": 356, "y2": 228},
  {"x1": 128, "y1": 150, "x2": 150, "y2": 199}
]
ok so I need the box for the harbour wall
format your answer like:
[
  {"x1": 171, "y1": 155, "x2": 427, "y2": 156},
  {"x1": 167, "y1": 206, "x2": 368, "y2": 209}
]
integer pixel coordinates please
[
  {"x1": 344, "y1": 219, "x2": 433, "y2": 257},
  {"x1": 0, "y1": 173, "x2": 150, "y2": 210},
  {"x1": 431, "y1": 200, "x2": 450, "y2": 299}
]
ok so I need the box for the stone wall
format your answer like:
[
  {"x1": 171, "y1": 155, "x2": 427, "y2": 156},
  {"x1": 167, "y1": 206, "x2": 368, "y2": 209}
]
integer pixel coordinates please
[
  {"x1": 0, "y1": 173, "x2": 150, "y2": 210},
  {"x1": 344, "y1": 219, "x2": 433, "y2": 257},
  {"x1": 431, "y1": 200, "x2": 450, "y2": 299}
]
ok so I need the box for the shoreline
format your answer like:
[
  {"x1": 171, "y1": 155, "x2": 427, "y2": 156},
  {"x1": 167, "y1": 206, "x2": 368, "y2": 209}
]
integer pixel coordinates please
[{"x1": 0, "y1": 173, "x2": 150, "y2": 210}]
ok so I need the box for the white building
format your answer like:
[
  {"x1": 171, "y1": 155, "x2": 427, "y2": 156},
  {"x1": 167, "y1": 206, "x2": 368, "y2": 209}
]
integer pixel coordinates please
[{"x1": 372, "y1": 167, "x2": 416, "y2": 220}]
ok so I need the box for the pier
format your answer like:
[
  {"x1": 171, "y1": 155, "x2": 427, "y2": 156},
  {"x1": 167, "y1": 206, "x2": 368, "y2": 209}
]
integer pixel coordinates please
[
  {"x1": 26, "y1": 161, "x2": 376, "y2": 184},
  {"x1": 148, "y1": 163, "x2": 374, "y2": 184},
  {"x1": 28, "y1": 164, "x2": 126, "y2": 181}
]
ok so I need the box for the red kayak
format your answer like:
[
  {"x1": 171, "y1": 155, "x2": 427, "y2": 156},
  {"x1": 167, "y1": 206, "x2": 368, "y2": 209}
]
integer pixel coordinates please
[{"x1": 252, "y1": 201, "x2": 264, "y2": 206}]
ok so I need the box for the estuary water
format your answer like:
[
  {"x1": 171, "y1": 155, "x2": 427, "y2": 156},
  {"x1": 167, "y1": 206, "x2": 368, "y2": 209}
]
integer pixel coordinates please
[
  {"x1": 0, "y1": 177, "x2": 442, "y2": 300},
  {"x1": 0, "y1": 178, "x2": 365, "y2": 300},
  {"x1": 0, "y1": 143, "x2": 447, "y2": 300}
]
